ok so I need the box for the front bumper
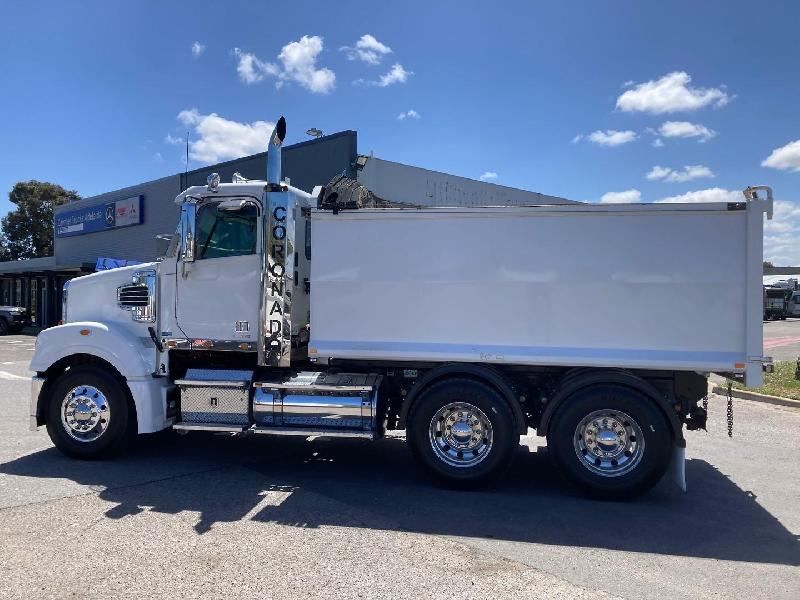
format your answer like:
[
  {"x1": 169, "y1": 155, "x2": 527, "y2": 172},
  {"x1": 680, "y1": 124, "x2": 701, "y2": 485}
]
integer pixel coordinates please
[
  {"x1": 29, "y1": 376, "x2": 45, "y2": 431},
  {"x1": 10, "y1": 313, "x2": 30, "y2": 329}
]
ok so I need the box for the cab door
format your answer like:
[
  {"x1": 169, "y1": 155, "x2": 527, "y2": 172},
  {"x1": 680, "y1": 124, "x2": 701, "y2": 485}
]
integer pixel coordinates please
[{"x1": 176, "y1": 198, "x2": 261, "y2": 345}]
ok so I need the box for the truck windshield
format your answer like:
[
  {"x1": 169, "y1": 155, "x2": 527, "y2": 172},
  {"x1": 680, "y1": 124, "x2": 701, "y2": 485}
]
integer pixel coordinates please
[{"x1": 195, "y1": 201, "x2": 258, "y2": 259}]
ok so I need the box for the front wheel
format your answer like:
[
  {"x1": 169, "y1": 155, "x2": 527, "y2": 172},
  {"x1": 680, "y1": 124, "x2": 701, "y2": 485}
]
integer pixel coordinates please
[
  {"x1": 407, "y1": 378, "x2": 519, "y2": 488},
  {"x1": 547, "y1": 385, "x2": 672, "y2": 499},
  {"x1": 45, "y1": 366, "x2": 135, "y2": 459}
]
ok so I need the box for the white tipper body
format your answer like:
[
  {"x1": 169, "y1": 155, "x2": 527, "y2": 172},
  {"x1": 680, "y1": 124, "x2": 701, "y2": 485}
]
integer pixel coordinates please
[{"x1": 309, "y1": 198, "x2": 770, "y2": 387}]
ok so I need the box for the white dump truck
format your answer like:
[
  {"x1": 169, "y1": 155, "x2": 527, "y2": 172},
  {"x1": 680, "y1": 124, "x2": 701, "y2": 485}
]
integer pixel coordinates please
[{"x1": 29, "y1": 117, "x2": 773, "y2": 497}]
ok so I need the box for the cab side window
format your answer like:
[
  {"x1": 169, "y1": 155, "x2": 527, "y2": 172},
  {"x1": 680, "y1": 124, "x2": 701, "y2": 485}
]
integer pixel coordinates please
[{"x1": 195, "y1": 202, "x2": 258, "y2": 259}]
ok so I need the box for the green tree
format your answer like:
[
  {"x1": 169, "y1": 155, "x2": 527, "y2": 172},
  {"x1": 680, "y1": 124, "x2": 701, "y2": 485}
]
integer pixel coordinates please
[
  {"x1": 0, "y1": 181, "x2": 80, "y2": 260},
  {"x1": 764, "y1": 261, "x2": 775, "y2": 269}
]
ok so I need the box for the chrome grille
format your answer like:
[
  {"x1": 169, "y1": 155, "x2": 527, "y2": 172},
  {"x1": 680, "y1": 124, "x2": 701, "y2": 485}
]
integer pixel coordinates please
[
  {"x1": 117, "y1": 285, "x2": 149, "y2": 306},
  {"x1": 117, "y1": 269, "x2": 157, "y2": 323}
]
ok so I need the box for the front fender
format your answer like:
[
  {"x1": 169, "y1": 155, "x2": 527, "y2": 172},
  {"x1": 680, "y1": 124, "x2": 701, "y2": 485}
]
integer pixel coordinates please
[{"x1": 29, "y1": 322, "x2": 156, "y2": 378}]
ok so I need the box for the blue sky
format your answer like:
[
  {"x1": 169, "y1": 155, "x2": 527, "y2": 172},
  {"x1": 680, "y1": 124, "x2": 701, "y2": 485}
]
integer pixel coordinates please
[{"x1": 1, "y1": 1, "x2": 799, "y2": 262}]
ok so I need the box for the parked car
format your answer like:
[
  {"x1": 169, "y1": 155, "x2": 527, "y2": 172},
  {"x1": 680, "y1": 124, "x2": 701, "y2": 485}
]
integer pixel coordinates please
[{"x1": 0, "y1": 305, "x2": 31, "y2": 334}]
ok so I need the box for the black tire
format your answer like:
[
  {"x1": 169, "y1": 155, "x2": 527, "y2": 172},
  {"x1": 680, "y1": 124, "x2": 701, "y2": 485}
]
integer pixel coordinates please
[
  {"x1": 547, "y1": 385, "x2": 672, "y2": 499},
  {"x1": 45, "y1": 366, "x2": 135, "y2": 459},
  {"x1": 407, "y1": 378, "x2": 519, "y2": 488},
  {"x1": 0, "y1": 318, "x2": 8, "y2": 335}
]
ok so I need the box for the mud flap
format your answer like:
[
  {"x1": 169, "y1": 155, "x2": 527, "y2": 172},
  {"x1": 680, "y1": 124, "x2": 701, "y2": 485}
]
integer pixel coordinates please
[{"x1": 669, "y1": 440, "x2": 687, "y2": 492}]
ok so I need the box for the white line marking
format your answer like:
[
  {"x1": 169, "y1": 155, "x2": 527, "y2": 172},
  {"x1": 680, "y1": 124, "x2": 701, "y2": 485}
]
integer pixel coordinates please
[{"x1": 0, "y1": 371, "x2": 30, "y2": 381}]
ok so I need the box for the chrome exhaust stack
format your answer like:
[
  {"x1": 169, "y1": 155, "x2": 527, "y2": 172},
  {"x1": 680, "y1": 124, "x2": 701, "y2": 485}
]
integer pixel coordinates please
[{"x1": 266, "y1": 116, "x2": 286, "y2": 188}]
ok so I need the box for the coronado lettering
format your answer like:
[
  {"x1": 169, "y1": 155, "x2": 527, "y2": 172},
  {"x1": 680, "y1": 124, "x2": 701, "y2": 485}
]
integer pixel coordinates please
[{"x1": 267, "y1": 202, "x2": 287, "y2": 360}]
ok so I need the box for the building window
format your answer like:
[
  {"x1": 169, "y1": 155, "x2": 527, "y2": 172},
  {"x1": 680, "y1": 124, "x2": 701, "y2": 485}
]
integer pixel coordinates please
[{"x1": 30, "y1": 279, "x2": 38, "y2": 323}]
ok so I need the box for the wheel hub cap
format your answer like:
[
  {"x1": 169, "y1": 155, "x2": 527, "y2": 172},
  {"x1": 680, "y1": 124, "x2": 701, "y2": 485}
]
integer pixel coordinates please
[
  {"x1": 573, "y1": 409, "x2": 644, "y2": 477},
  {"x1": 61, "y1": 385, "x2": 110, "y2": 443},
  {"x1": 429, "y1": 402, "x2": 493, "y2": 468}
]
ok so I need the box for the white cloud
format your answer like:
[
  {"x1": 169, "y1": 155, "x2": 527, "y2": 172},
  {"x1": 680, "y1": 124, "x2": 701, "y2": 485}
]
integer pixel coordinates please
[
  {"x1": 652, "y1": 137, "x2": 664, "y2": 148},
  {"x1": 646, "y1": 166, "x2": 671, "y2": 181},
  {"x1": 616, "y1": 72, "x2": 731, "y2": 114},
  {"x1": 233, "y1": 36, "x2": 335, "y2": 94},
  {"x1": 340, "y1": 34, "x2": 392, "y2": 64},
  {"x1": 762, "y1": 200, "x2": 800, "y2": 264},
  {"x1": 571, "y1": 134, "x2": 583, "y2": 144},
  {"x1": 398, "y1": 109, "x2": 420, "y2": 120},
  {"x1": 654, "y1": 187, "x2": 741, "y2": 204},
  {"x1": 479, "y1": 171, "x2": 498, "y2": 182},
  {"x1": 646, "y1": 164, "x2": 714, "y2": 183},
  {"x1": 762, "y1": 140, "x2": 800, "y2": 172},
  {"x1": 378, "y1": 62, "x2": 411, "y2": 87},
  {"x1": 658, "y1": 120, "x2": 716, "y2": 142},
  {"x1": 600, "y1": 189, "x2": 642, "y2": 203},
  {"x1": 276, "y1": 35, "x2": 336, "y2": 94},
  {"x1": 233, "y1": 47, "x2": 278, "y2": 84},
  {"x1": 587, "y1": 129, "x2": 637, "y2": 147},
  {"x1": 354, "y1": 62, "x2": 412, "y2": 87},
  {"x1": 191, "y1": 41, "x2": 205, "y2": 57},
  {"x1": 165, "y1": 133, "x2": 184, "y2": 145},
  {"x1": 177, "y1": 109, "x2": 274, "y2": 163},
  {"x1": 153, "y1": 152, "x2": 164, "y2": 163}
]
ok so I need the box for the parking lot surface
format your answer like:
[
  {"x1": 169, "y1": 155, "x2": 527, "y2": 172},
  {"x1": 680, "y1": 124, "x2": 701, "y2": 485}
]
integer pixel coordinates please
[
  {"x1": 0, "y1": 333, "x2": 798, "y2": 599},
  {"x1": 763, "y1": 317, "x2": 800, "y2": 361}
]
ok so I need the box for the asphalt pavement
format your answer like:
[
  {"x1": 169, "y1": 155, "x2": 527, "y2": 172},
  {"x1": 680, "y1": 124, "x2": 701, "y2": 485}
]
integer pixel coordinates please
[
  {"x1": 763, "y1": 316, "x2": 800, "y2": 361},
  {"x1": 0, "y1": 333, "x2": 798, "y2": 599}
]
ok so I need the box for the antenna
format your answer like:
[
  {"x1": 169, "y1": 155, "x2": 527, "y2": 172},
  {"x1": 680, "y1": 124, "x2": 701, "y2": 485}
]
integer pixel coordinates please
[{"x1": 185, "y1": 131, "x2": 189, "y2": 182}]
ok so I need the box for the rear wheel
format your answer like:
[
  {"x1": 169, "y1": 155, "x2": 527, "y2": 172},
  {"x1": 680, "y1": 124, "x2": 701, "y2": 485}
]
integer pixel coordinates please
[
  {"x1": 408, "y1": 378, "x2": 518, "y2": 487},
  {"x1": 0, "y1": 318, "x2": 8, "y2": 335},
  {"x1": 547, "y1": 385, "x2": 671, "y2": 499},
  {"x1": 45, "y1": 366, "x2": 135, "y2": 459}
]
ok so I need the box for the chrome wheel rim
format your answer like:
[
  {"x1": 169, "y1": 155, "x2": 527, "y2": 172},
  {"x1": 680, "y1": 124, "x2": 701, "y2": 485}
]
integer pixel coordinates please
[
  {"x1": 429, "y1": 402, "x2": 493, "y2": 468},
  {"x1": 573, "y1": 409, "x2": 644, "y2": 477},
  {"x1": 61, "y1": 385, "x2": 110, "y2": 443}
]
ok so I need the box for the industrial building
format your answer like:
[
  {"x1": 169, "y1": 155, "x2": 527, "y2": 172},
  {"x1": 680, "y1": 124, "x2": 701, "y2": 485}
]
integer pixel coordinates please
[{"x1": 0, "y1": 129, "x2": 574, "y2": 328}]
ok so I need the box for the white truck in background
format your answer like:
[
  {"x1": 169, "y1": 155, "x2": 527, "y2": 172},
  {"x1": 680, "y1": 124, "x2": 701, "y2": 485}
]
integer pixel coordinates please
[{"x1": 29, "y1": 117, "x2": 773, "y2": 498}]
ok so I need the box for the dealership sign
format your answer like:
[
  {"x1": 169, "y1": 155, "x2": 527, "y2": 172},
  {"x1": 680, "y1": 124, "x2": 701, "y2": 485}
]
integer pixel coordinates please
[{"x1": 55, "y1": 196, "x2": 143, "y2": 238}]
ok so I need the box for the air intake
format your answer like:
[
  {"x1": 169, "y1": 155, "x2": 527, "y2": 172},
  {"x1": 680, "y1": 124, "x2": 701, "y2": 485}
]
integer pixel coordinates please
[{"x1": 117, "y1": 285, "x2": 149, "y2": 307}]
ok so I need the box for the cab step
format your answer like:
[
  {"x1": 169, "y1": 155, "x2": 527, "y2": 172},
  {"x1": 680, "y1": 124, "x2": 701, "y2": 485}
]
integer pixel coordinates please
[
  {"x1": 173, "y1": 422, "x2": 245, "y2": 433},
  {"x1": 171, "y1": 422, "x2": 373, "y2": 439}
]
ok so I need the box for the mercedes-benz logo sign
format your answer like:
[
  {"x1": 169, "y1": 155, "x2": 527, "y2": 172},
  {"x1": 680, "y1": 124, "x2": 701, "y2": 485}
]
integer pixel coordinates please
[{"x1": 104, "y1": 204, "x2": 115, "y2": 227}]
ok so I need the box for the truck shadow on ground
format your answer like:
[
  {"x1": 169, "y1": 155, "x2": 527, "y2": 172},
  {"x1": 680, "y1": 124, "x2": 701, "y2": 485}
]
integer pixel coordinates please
[{"x1": 1, "y1": 432, "x2": 797, "y2": 566}]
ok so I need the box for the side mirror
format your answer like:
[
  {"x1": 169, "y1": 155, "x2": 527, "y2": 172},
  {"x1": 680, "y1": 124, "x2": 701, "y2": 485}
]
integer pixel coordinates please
[
  {"x1": 154, "y1": 233, "x2": 173, "y2": 259},
  {"x1": 180, "y1": 202, "x2": 197, "y2": 262}
]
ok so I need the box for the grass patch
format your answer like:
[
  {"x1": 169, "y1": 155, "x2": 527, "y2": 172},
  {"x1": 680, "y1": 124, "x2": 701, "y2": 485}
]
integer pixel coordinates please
[{"x1": 731, "y1": 361, "x2": 800, "y2": 400}]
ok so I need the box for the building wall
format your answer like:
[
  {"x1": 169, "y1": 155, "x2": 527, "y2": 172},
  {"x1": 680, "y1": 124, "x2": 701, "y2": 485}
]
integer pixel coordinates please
[
  {"x1": 54, "y1": 174, "x2": 183, "y2": 266},
  {"x1": 358, "y1": 157, "x2": 577, "y2": 207},
  {"x1": 54, "y1": 131, "x2": 358, "y2": 266}
]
